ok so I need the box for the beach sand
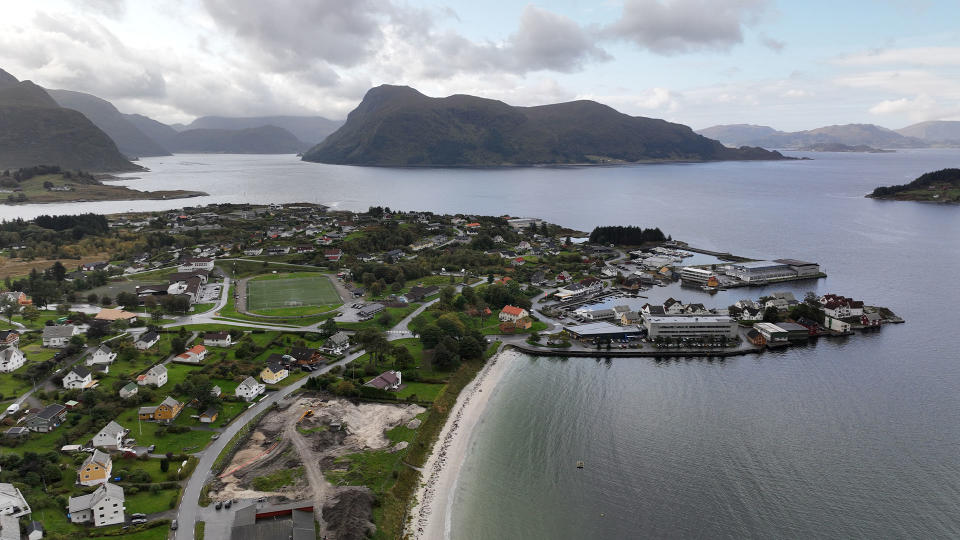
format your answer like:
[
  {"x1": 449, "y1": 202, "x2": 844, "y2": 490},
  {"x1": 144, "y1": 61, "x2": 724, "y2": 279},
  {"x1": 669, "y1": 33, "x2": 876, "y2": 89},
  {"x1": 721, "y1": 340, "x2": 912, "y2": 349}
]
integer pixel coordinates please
[{"x1": 405, "y1": 348, "x2": 513, "y2": 539}]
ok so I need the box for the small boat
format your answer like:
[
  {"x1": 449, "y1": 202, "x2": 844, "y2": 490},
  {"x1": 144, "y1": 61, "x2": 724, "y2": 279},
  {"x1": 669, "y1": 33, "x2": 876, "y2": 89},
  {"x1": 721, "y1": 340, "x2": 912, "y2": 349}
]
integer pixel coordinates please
[{"x1": 576, "y1": 461, "x2": 584, "y2": 469}]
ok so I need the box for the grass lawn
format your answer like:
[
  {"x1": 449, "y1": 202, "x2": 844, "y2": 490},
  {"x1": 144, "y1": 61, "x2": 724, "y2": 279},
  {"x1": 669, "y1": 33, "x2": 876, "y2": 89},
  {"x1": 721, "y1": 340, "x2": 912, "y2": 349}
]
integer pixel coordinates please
[
  {"x1": 114, "y1": 457, "x2": 171, "y2": 483},
  {"x1": 348, "y1": 338, "x2": 453, "y2": 383},
  {"x1": 125, "y1": 487, "x2": 180, "y2": 514},
  {"x1": 193, "y1": 302, "x2": 216, "y2": 314},
  {"x1": 247, "y1": 273, "x2": 341, "y2": 313},
  {"x1": 252, "y1": 467, "x2": 304, "y2": 491},
  {"x1": 114, "y1": 408, "x2": 214, "y2": 454},
  {"x1": 395, "y1": 382, "x2": 444, "y2": 402},
  {"x1": 9, "y1": 310, "x2": 62, "y2": 329},
  {"x1": 215, "y1": 283, "x2": 337, "y2": 326}
]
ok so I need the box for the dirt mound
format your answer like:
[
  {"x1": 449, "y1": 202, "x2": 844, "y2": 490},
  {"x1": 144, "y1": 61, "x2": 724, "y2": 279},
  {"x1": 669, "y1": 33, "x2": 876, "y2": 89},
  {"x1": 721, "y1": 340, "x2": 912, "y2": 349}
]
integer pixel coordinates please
[{"x1": 322, "y1": 486, "x2": 376, "y2": 540}]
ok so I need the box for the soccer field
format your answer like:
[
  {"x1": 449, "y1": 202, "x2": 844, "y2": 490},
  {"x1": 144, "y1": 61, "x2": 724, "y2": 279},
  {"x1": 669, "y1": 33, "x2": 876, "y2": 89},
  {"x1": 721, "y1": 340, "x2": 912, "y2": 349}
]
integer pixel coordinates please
[{"x1": 247, "y1": 274, "x2": 342, "y2": 311}]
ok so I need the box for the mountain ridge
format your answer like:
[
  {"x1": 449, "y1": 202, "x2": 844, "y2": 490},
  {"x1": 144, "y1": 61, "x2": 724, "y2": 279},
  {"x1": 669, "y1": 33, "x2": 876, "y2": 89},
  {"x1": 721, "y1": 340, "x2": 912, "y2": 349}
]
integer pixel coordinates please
[
  {"x1": 303, "y1": 85, "x2": 786, "y2": 166},
  {"x1": 698, "y1": 123, "x2": 931, "y2": 149}
]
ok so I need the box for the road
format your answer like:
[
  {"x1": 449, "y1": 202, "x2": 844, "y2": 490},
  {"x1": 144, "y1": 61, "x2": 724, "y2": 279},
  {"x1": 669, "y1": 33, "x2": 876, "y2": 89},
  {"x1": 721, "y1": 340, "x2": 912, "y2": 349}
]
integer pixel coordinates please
[{"x1": 173, "y1": 347, "x2": 366, "y2": 540}]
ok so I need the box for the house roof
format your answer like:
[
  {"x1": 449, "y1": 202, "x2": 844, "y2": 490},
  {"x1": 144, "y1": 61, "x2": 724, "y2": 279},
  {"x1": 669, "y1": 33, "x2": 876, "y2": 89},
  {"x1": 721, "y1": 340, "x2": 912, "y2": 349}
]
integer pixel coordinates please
[
  {"x1": 159, "y1": 396, "x2": 181, "y2": 408},
  {"x1": 96, "y1": 421, "x2": 127, "y2": 440},
  {"x1": 187, "y1": 345, "x2": 206, "y2": 354},
  {"x1": 68, "y1": 366, "x2": 91, "y2": 379},
  {"x1": 68, "y1": 483, "x2": 123, "y2": 512},
  {"x1": 121, "y1": 382, "x2": 138, "y2": 393},
  {"x1": 43, "y1": 325, "x2": 76, "y2": 339},
  {"x1": 33, "y1": 403, "x2": 66, "y2": 421},
  {"x1": 327, "y1": 331, "x2": 349, "y2": 346},
  {"x1": 205, "y1": 331, "x2": 229, "y2": 339},
  {"x1": 365, "y1": 371, "x2": 400, "y2": 390},
  {"x1": 137, "y1": 330, "x2": 159, "y2": 343},
  {"x1": 239, "y1": 376, "x2": 259, "y2": 389},
  {"x1": 147, "y1": 364, "x2": 167, "y2": 376},
  {"x1": 201, "y1": 408, "x2": 218, "y2": 418},
  {"x1": 266, "y1": 361, "x2": 284, "y2": 373},
  {"x1": 500, "y1": 305, "x2": 526, "y2": 317},
  {"x1": 81, "y1": 449, "x2": 112, "y2": 469}
]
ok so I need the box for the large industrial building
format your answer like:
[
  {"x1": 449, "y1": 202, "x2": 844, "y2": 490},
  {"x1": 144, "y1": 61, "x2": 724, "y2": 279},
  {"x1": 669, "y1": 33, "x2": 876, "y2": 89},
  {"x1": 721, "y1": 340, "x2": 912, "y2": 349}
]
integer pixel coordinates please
[
  {"x1": 642, "y1": 315, "x2": 737, "y2": 339},
  {"x1": 563, "y1": 322, "x2": 642, "y2": 340},
  {"x1": 679, "y1": 267, "x2": 718, "y2": 285},
  {"x1": 726, "y1": 261, "x2": 797, "y2": 283}
]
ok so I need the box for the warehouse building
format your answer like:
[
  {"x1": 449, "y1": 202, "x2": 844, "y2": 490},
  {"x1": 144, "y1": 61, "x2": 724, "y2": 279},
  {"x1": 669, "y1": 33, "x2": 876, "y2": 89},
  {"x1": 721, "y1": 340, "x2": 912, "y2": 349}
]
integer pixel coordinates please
[
  {"x1": 775, "y1": 322, "x2": 813, "y2": 340},
  {"x1": 563, "y1": 322, "x2": 642, "y2": 341},
  {"x1": 726, "y1": 261, "x2": 797, "y2": 283},
  {"x1": 642, "y1": 315, "x2": 737, "y2": 339},
  {"x1": 773, "y1": 259, "x2": 821, "y2": 277},
  {"x1": 753, "y1": 322, "x2": 788, "y2": 343},
  {"x1": 679, "y1": 267, "x2": 718, "y2": 285}
]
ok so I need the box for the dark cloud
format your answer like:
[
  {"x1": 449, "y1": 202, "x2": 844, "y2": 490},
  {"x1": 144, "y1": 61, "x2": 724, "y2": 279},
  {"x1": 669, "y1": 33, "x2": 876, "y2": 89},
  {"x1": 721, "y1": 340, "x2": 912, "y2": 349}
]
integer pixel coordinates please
[
  {"x1": 605, "y1": 0, "x2": 769, "y2": 54},
  {"x1": 760, "y1": 34, "x2": 785, "y2": 52},
  {"x1": 201, "y1": 0, "x2": 390, "y2": 70}
]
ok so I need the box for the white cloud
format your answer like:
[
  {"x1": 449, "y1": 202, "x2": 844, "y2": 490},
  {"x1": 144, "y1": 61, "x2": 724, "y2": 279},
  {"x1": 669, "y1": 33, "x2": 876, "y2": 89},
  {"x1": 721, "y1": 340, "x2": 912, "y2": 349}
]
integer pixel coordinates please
[{"x1": 834, "y1": 47, "x2": 960, "y2": 67}]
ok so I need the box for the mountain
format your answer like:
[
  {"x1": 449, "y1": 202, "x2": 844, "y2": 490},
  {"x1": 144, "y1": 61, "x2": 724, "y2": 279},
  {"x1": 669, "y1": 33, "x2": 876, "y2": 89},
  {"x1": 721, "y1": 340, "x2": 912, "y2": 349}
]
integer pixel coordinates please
[
  {"x1": 896, "y1": 121, "x2": 960, "y2": 144},
  {"x1": 123, "y1": 113, "x2": 182, "y2": 150},
  {"x1": 303, "y1": 85, "x2": 785, "y2": 166},
  {"x1": 0, "y1": 69, "x2": 139, "y2": 172},
  {"x1": 185, "y1": 115, "x2": 342, "y2": 145},
  {"x1": 47, "y1": 89, "x2": 171, "y2": 158},
  {"x1": 167, "y1": 125, "x2": 306, "y2": 153},
  {"x1": 697, "y1": 123, "x2": 927, "y2": 149}
]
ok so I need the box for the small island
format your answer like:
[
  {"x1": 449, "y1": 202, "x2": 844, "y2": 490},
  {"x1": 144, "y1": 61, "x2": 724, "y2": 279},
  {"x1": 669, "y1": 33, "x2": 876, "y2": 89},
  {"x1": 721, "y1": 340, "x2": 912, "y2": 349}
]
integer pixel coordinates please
[
  {"x1": 799, "y1": 142, "x2": 893, "y2": 153},
  {"x1": 1, "y1": 165, "x2": 206, "y2": 204},
  {"x1": 868, "y1": 168, "x2": 960, "y2": 202}
]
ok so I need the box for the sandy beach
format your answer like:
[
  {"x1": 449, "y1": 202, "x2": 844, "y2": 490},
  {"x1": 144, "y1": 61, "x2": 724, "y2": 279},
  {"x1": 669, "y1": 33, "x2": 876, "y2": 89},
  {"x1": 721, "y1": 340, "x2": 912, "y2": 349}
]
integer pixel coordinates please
[{"x1": 405, "y1": 348, "x2": 514, "y2": 539}]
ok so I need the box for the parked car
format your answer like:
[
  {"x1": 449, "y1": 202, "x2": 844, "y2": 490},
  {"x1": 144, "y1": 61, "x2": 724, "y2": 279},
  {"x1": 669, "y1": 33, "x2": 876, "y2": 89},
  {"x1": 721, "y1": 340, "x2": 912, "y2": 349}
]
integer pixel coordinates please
[
  {"x1": 171, "y1": 519, "x2": 178, "y2": 530},
  {"x1": 215, "y1": 501, "x2": 223, "y2": 510},
  {"x1": 225, "y1": 500, "x2": 232, "y2": 509},
  {"x1": 131, "y1": 518, "x2": 147, "y2": 525},
  {"x1": 131, "y1": 513, "x2": 146, "y2": 519}
]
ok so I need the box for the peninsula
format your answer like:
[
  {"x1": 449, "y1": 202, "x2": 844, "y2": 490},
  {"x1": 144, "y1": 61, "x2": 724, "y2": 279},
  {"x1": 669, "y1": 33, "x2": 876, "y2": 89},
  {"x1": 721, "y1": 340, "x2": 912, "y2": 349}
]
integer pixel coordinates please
[
  {"x1": 1, "y1": 165, "x2": 205, "y2": 205},
  {"x1": 868, "y1": 168, "x2": 960, "y2": 202}
]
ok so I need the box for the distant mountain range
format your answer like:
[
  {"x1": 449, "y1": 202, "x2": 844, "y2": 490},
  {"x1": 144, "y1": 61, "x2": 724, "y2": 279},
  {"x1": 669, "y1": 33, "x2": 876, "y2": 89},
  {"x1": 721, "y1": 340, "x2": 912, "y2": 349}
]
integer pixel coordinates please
[
  {"x1": 303, "y1": 85, "x2": 785, "y2": 166},
  {"x1": 698, "y1": 122, "x2": 960, "y2": 150},
  {"x1": 0, "y1": 69, "x2": 139, "y2": 172},
  {"x1": 181, "y1": 116, "x2": 342, "y2": 146},
  {"x1": 167, "y1": 126, "x2": 306, "y2": 154}
]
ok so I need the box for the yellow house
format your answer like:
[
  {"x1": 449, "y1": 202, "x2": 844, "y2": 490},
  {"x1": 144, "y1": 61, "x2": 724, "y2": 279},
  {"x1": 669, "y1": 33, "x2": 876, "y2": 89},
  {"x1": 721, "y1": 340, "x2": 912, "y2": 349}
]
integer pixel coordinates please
[
  {"x1": 78, "y1": 449, "x2": 112, "y2": 486},
  {"x1": 261, "y1": 360, "x2": 289, "y2": 384},
  {"x1": 138, "y1": 396, "x2": 184, "y2": 422}
]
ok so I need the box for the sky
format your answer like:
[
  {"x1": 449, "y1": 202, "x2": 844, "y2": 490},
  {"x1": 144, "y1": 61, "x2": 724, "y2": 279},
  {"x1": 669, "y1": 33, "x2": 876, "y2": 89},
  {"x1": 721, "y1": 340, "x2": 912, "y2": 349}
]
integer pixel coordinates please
[{"x1": 1, "y1": 0, "x2": 959, "y2": 130}]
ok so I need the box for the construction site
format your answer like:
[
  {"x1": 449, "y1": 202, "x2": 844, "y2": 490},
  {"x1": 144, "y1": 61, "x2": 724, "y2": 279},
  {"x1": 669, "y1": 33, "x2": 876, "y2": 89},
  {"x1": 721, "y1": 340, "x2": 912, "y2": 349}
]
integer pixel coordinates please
[{"x1": 207, "y1": 393, "x2": 425, "y2": 539}]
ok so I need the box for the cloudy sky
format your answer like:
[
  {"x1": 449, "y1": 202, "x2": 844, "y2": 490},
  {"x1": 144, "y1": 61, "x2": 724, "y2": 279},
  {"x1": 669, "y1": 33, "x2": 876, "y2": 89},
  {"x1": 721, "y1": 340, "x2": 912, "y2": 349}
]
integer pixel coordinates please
[{"x1": 2, "y1": 0, "x2": 959, "y2": 130}]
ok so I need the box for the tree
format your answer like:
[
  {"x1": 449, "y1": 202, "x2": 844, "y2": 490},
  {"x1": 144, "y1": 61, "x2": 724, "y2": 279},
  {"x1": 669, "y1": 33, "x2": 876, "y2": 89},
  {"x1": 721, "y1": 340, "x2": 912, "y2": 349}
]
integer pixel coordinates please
[
  {"x1": 55, "y1": 302, "x2": 71, "y2": 316},
  {"x1": 376, "y1": 310, "x2": 394, "y2": 328},
  {"x1": 459, "y1": 336, "x2": 482, "y2": 359},
  {"x1": 100, "y1": 295, "x2": 113, "y2": 306},
  {"x1": 763, "y1": 306, "x2": 779, "y2": 323},
  {"x1": 419, "y1": 324, "x2": 445, "y2": 349},
  {"x1": 392, "y1": 345, "x2": 415, "y2": 370},
  {"x1": 51, "y1": 261, "x2": 67, "y2": 282},
  {"x1": 436, "y1": 312, "x2": 465, "y2": 338},
  {"x1": 320, "y1": 318, "x2": 338, "y2": 337},
  {"x1": 440, "y1": 286, "x2": 456, "y2": 308},
  {"x1": 116, "y1": 292, "x2": 139, "y2": 309},
  {"x1": 432, "y1": 337, "x2": 461, "y2": 371},
  {"x1": 86, "y1": 293, "x2": 98, "y2": 304},
  {"x1": 21, "y1": 305, "x2": 40, "y2": 324},
  {"x1": 0, "y1": 300, "x2": 16, "y2": 323}
]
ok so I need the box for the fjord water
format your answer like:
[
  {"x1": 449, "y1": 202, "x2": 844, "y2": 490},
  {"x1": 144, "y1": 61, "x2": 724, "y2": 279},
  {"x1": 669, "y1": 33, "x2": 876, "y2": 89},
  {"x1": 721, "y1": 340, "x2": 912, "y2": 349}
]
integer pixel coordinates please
[{"x1": 5, "y1": 151, "x2": 960, "y2": 537}]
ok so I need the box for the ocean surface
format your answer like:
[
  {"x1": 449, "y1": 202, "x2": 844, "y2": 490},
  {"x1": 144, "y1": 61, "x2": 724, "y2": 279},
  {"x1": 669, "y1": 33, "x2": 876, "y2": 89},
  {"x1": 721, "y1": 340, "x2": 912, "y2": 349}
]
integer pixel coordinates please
[{"x1": 4, "y1": 150, "x2": 960, "y2": 538}]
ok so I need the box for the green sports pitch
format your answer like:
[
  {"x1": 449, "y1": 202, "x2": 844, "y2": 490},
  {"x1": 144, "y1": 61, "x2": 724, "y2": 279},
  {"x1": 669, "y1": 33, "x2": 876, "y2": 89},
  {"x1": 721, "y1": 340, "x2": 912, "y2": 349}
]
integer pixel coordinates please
[{"x1": 246, "y1": 274, "x2": 342, "y2": 312}]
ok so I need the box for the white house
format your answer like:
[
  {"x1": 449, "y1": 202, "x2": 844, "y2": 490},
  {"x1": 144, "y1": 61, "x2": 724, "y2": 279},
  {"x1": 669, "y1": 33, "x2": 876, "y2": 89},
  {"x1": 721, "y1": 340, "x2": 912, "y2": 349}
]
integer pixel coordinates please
[
  {"x1": 203, "y1": 332, "x2": 232, "y2": 347},
  {"x1": 320, "y1": 331, "x2": 350, "y2": 355},
  {"x1": 42, "y1": 325, "x2": 77, "y2": 348},
  {"x1": 85, "y1": 345, "x2": 117, "y2": 368},
  {"x1": 177, "y1": 257, "x2": 214, "y2": 272},
  {"x1": 63, "y1": 367, "x2": 94, "y2": 389},
  {"x1": 498, "y1": 305, "x2": 529, "y2": 323},
  {"x1": 235, "y1": 376, "x2": 265, "y2": 402},
  {"x1": 0, "y1": 348, "x2": 25, "y2": 373},
  {"x1": 67, "y1": 483, "x2": 124, "y2": 527},
  {"x1": 92, "y1": 421, "x2": 128, "y2": 449},
  {"x1": 364, "y1": 370, "x2": 402, "y2": 391},
  {"x1": 0, "y1": 483, "x2": 30, "y2": 517},
  {"x1": 136, "y1": 365, "x2": 167, "y2": 387},
  {"x1": 119, "y1": 382, "x2": 138, "y2": 399},
  {"x1": 134, "y1": 331, "x2": 160, "y2": 350}
]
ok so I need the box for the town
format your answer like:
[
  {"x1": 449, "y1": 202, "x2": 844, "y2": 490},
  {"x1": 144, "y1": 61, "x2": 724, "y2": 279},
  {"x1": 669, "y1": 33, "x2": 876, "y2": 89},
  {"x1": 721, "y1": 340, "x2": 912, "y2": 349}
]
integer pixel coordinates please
[{"x1": 0, "y1": 205, "x2": 901, "y2": 540}]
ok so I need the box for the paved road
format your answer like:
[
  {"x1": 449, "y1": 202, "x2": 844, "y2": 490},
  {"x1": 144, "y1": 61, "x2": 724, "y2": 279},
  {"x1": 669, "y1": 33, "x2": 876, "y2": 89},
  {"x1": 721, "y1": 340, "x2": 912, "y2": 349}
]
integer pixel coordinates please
[{"x1": 173, "y1": 348, "x2": 366, "y2": 540}]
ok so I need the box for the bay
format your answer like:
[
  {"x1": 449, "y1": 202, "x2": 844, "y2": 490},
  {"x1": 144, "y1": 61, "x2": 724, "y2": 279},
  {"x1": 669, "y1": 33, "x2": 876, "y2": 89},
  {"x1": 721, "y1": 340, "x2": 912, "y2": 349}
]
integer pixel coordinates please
[{"x1": 3, "y1": 150, "x2": 960, "y2": 537}]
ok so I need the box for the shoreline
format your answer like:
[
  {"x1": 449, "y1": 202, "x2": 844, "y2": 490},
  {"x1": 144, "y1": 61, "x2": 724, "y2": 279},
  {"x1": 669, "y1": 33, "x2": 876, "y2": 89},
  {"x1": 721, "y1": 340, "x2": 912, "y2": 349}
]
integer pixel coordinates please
[{"x1": 405, "y1": 348, "x2": 513, "y2": 540}]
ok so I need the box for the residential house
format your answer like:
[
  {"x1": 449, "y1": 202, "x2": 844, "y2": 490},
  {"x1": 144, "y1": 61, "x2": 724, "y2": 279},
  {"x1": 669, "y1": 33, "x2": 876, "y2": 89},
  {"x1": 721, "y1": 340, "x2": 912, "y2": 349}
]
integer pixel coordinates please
[
  {"x1": 499, "y1": 305, "x2": 529, "y2": 323},
  {"x1": 0, "y1": 331, "x2": 19, "y2": 349},
  {"x1": 746, "y1": 329, "x2": 767, "y2": 346},
  {"x1": 203, "y1": 332, "x2": 232, "y2": 347},
  {"x1": 861, "y1": 312, "x2": 883, "y2": 327},
  {"x1": 323, "y1": 249, "x2": 343, "y2": 262},
  {"x1": 118, "y1": 382, "x2": 138, "y2": 399},
  {"x1": 42, "y1": 325, "x2": 78, "y2": 348},
  {"x1": 80, "y1": 261, "x2": 109, "y2": 272},
  {"x1": 662, "y1": 298, "x2": 685, "y2": 315},
  {"x1": 77, "y1": 449, "x2": 112, "y2": 486},
  {"x1": 26, "y1": 404, "x2": 67, "y2": 433},
  {"x1": 819, "y1": 294, "x2": 864, "y2": 319},
  {"x1": 63, "y1": 367, "x2": 94, "y2": 389},
  {"x1": 261, "y1": 361, "x2": 289, "y2": 384},
  {"x1": 3, "y1": 427, "x2": 29, "y2": 439},
  {"x1": 134, "y1": 331, "x2": 160, "y2": 350},
  {"x1": 0, "y1": 514, "x2": 17, "y2": 540},
  {"x1": 94, "y1": 308, "x2": 138, "y2": 325},
  {"x1": 67, "y1": 483, "x2": 124, "y2": 527},
  {"x1": 176, "y1": 345, "x2": 207, "y2": 363},
  {"x1": 177, "y1": 257, "x2": 214, "y2": 272},
  {"x1": 404, "y1": 285, "x2": 440, "y2": 303},
  {"x1": 0, "y1": 483, "x2": 30, "y2": 517},
  {"x1": 0, "y1": 348, "x2": 25, "y2": 373},
  {"x1": 26, "y1": 521, "x2": 43, "y2": 540},
  {"x1": 384, "y1": 249, "x2": 404, "y2": 262},
  {"x1": 683, "y1": 303, "x2": 710, "y2": 315},
  {"x1": 365, "y1": 370, "x2": 402, "y2": 391},
  {"x1": 0, "y1": 292, "x2": 30, "y2": 306},
  {"x1": 288, "y1": 347, "x2": 324, "y2": 368},
  {"x1": 92, "y1": 421, "x2": 128, "y2": 449},
  {"x1": 243, "y1": 248, "x2": 264, "y2": 256},
  {"x1": 236, "y1": 377, "x2": 265, "y2": 402},
  {"x1": 620, "y1": 311, "x2": 642, "y2": 326},
  {"x1": 136, "y1": 365, "x2": 168, "y2": 387},
  {"x1": 357, "y1": 303, "x2": 385, "y2": 321},
  {"x1": 85, "y1": 345, "x2": 117, "y2": 368},
  {"x1": 199, "y1": 409, "x2": 218, "y2": 423},
  {"x1": 640, "y1": 303, "x2": 666, "y2": 316},
  {"x1": 210, "y1": 385, "x2": 222, "y2": 398},
  {"x1": 320, "y1": 332, "x2": 350, "y2": 355},
  {"x1": 138, "y1": 396, "x2": 184, "y2": 422},
  {"x1": 530, "y1": 270, "x2": 547, "y2": 286}
]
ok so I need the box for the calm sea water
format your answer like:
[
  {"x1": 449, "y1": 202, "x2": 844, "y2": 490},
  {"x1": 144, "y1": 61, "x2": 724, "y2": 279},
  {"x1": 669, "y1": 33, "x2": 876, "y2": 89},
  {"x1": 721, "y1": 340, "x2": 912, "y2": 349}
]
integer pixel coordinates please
[{"x1": 4, "y1": 151, "x2": 960, "y2": 537}]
